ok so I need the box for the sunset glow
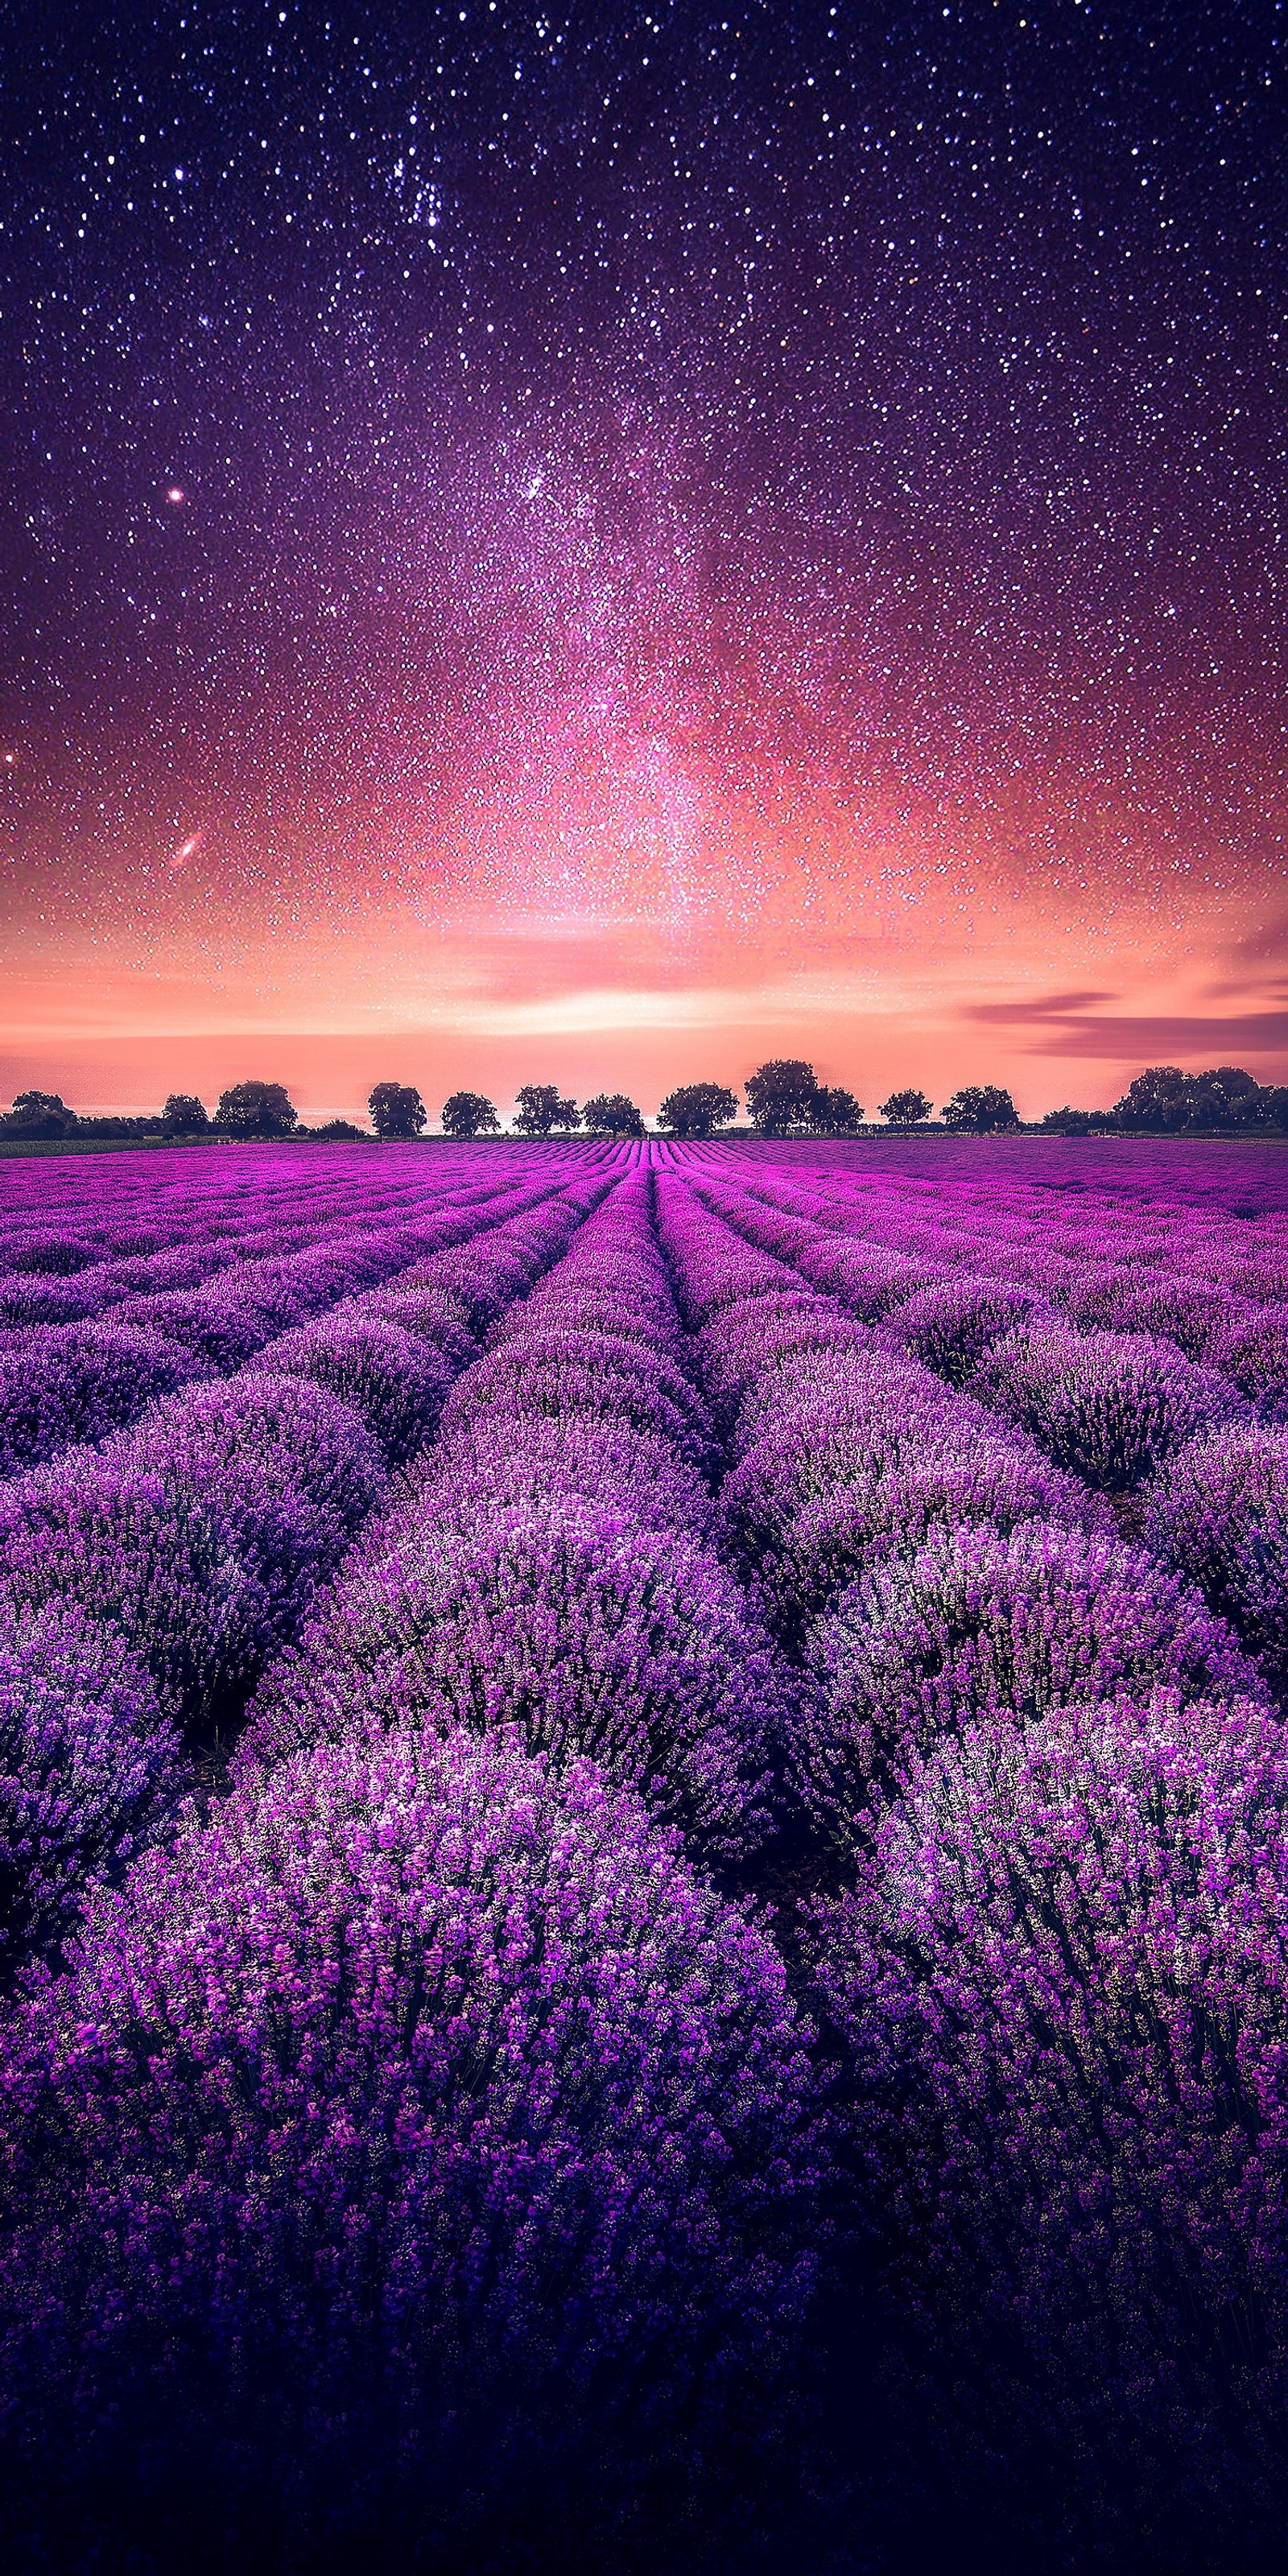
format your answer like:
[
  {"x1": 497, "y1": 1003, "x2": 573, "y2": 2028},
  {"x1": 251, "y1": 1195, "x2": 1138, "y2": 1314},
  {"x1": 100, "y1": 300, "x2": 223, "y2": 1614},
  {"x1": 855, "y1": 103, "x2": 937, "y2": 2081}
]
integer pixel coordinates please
[{"x1": 1, "y1": 4, "x2": 1282, "y2": 1124}]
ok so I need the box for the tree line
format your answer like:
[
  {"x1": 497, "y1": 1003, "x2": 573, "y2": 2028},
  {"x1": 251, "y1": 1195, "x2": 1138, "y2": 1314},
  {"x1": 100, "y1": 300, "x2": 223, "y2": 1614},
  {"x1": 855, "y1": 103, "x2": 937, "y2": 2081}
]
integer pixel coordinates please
[{"x1": 6, "y1": 1061, "x2": 1288, "y2": 1144}]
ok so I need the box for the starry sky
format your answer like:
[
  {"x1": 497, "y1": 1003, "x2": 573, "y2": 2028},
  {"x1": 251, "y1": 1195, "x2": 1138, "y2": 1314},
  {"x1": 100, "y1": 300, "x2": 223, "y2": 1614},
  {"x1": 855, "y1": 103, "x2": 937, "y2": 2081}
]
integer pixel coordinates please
[{"x1": 1, "y1": 0, "x2": 1285, "y2": 1121}]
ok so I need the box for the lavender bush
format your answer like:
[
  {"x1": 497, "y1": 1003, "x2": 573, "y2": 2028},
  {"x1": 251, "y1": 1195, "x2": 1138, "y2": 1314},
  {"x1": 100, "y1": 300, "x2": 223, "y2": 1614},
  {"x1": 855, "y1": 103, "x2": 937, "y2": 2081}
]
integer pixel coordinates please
[
  {"x1": 972, "y1": 1325, "x2": 1249, "y2": 1490},
  {"x1": 1144, "y1": 1420, "x2": 1288, "y2": 1692},
  {"x1": 0, "y1": 1598, "x2": 186, "y2": 1981},
  {"x1": 0, "y1": 1724, "x2": 823, "y2": 2567},
  {"x1": 263, "y1": 1312, "x2": 452, "y2": 1461},
  {"x1": 810, "y1": 1688, "x2": 1288, "y2": 2565},
  {"x1": 241, "y1": 1493, "x2": 782, "y2": 1855},
  {"x1": 797, "y1": 1516, "x2": 1265, "y2": 1835}
]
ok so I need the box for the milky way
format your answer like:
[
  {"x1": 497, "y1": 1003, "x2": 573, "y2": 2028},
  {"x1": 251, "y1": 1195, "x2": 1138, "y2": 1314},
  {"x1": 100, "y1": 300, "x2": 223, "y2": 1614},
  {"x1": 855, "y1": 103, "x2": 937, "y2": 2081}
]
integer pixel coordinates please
[{"x1": 1, "y1": 0, "x2": 1284, "y2": 1117}]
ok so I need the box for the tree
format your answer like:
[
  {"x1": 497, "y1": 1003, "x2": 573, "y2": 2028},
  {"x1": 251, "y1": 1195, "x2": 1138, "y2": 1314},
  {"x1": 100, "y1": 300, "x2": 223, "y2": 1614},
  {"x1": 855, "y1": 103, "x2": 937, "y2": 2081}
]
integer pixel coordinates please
[
  {"x1": 878, "y1": 1088, "x2": 932, "y2": 1129},
  {"x1": 2, "y1": 1091, "x2": 77, "y2": 1139},
  {"x1": 1110, "y1": 1064, "x2": 1269, "y2": 1135},
  {"x1": 312, "y1": 1118, "x2": 365, "y2": 1140},
  {"x1": 744, "y1": 1060, "x2": 822, "y2": 1137},
  {"x1": 514, "y1": 1084, "x2": 580, "y2": 1137},
  {"x1": 213, "y1": 1081, "x2": 297, "y2": 1138},
  {"x1": 1042, "y1": 1106, "x2": 1092, "y2": 1135},
  {"x1": 161, "y1": 1094, "x2": 208, "y2": 1135},
  {"x1": 440, "y1": 1091, "x2": 501, "y2": 1139},
  {"x1": 811, "y1": 1086, "x2": 864, "y2": 1136},
  {"x1": 1183, "y1": 1067, "x2": 1265, "y2": 1131},
  {"x1": 942, "y1": 1084, "x2": 1021, "y2": 1135},
  {"x1": 1110, "y1": 1066, "x2": 1193, "y2": 1134},
  {"x1": 656, "y1": 1083, "x2": 739, "y2": 1139},
  {"x1": 368, "y1": 1081, "x2": 427, "y2": 1140},
  {"x1": 580, "y1": 1092, "x2": 646, "y2": 1138}
]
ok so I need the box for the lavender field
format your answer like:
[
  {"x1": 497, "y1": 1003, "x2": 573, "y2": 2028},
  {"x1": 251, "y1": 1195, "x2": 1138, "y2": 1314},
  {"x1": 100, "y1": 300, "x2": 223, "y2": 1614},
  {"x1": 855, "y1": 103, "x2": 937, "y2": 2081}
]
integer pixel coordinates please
[{"x1": 3, "y1": 1134, "x2": 1288, "y2": 2572}]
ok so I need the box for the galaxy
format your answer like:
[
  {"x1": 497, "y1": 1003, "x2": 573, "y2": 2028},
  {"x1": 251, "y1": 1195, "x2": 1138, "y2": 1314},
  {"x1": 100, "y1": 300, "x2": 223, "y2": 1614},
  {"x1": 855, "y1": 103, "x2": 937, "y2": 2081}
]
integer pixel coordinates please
[{"x1": 0, "y1": 0, "x2": 1284, "y2": 1120}]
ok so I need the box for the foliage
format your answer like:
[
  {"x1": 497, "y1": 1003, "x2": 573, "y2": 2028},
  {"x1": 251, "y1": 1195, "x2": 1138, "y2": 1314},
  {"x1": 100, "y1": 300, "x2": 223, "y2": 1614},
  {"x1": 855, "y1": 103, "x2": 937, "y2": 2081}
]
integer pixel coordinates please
[
  {"x1": 514, "y1": 1083, "x2": 581, "y2": 1136},
  {"x1": 1112, "y1": 1063, "x2": 1276, "y2": 1134},
  {"x1": 810, "y1": 1084, "x2": 863, "y2": 1134},
  {"x1": 367, "y1": 1080, "x2": 427, "y2": 1138},
  {"x1": 212, "y1": 1080, "x2": 297, "y2": 1138},
  {"x1": 161, "y1": 1094, "x2": 208, "y2": 1134},
  {"x1": 580, "y1": 1091, "x2": 646, "y2": 1137},
  {"x1": 655, "y1": 1081, "x2": 739, "y2": 1137},
  {"x1": 2, "y1": 1092, "x2": 78, "y2": 1139},
  {"x1": 744, "y1": 1059, "x2": 822, "y2": 1136},
  {"x1": 440, "y1": 1088, "x2": 501, "y2": 1137},
  {"x1": 877, "y1": 1088, "x2": 932, "y2": 1127},
  {"x1": 941, "y1": 1083, "x2": 1020, "y2": 1133}
]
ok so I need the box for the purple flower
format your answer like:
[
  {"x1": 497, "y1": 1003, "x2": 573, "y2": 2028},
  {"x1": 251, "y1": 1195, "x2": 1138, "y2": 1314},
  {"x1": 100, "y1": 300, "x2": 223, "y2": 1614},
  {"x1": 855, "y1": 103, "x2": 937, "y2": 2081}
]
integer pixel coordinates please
[
  {"x1": 440, "y1": 1327, "x2": 718, "y2": 1473},
  {"x1": 0, "y1": 1322, "x2": 207, "y2": 1475},
  {"x1": 972, "y1": 1325, "x2": 1249, "y2": 1490},
  {"x1": 809, "y1": 1687, "x2": 1288, "y2": 2560},
  {"x1": 1144, "y1": 1419, "x2": 1288, "y2": 1692},
  {"x1": 261, "y1": 1314, "x2": 452, "y2": 1461},
  {"x1": 885, "y1": 1276, "x2": 1055, "y2": 1386},
  {"x1": 0, "y1": 1724, "x2": 823, "y2": 2561},
  {"x1": 797, "y1": 1515, "x2": 1266, "y2": 1837},
  {"x1": 0, "y1": 1598, "x2": 186, "y2": 1979},
  {"x1": 241, "y1": 1492, "x2": 782, "y2": 1856}
]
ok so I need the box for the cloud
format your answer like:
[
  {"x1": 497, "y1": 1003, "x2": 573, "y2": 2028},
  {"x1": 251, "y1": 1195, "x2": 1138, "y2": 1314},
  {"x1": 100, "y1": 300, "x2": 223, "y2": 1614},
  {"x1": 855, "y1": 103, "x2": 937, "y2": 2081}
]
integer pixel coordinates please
[
  {"x1": 965, "y1": 990, "x2": 1117, "y2": 1024},
  {"x1": 1009, "y1": 1012, "x2": 1288, "y2": 1061}
]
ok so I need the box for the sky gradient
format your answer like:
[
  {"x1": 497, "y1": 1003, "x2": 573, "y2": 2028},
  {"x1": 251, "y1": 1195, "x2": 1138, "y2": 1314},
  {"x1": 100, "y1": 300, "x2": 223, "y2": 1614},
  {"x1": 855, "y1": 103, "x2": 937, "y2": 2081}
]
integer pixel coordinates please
[{"x1": 2, "y1": 0, "x2": 1285, "y2": 1121}]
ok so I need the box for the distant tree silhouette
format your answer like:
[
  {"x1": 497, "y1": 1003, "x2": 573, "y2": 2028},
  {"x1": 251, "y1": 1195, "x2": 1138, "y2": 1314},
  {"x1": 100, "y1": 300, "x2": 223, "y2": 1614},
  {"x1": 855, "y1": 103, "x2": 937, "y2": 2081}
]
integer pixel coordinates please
[
  {"x1": 213, "y1": 1081, "x2": 297, "y2": 1138},
  {"x1": 811, "y1": 1086, "x2": 864, "y2": 1135},
  {"x1": 2, "y1": 1092, "x2": 78, "y2": 1139},
  {"x1": 514, "y1": 1084, "x2": 580, "y2": 1137},
  {"x1": 942, "y1": 1084, "x2": 1021, "y2": 1134},
  {"x1": 656, "y1": 1083, "x2": 739, "y2": 1138},
  {"x1": 368, "y1": 1081, "x2": 427, "y2": 1139},
  {"x1": 440, "y1": 1090, "x2": 502, "y2": 1139},
  {"x1": 745, "y1": 1060, "x2": 822, "y2": 1137},
  {"x1": 878, "y1": 1088, "x2": 932, "y2": 1128},
  {"x1": 161, "y1": 1093, "x2": 208, "y2": 1135},
  {"x1": 580, "y1": 1092, "x2": 646, "y2": 1138},
  {"x1": 1042, "y1": 1105, "x2": 1093, "y2": 1135},
  {"x1": 312, "y1": 1118, "x2": 365, "y2": 1140},
  {"x1": 1112, "y1": 1063, "x2": 1269, "y2": 1134}
]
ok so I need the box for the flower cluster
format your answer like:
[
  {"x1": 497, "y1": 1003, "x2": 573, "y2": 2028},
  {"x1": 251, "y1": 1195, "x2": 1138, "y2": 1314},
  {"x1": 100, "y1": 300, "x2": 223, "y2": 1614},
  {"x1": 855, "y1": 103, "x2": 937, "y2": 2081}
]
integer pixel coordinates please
[
  {"x1": 0, "y1": 1723, "x2": 823, "y2": 2565},
  {"x1": 808, "y1": 1687, "x2": 1288, "y2": 2562},
  {"x1": 242, "y1": 1175, "x2": 790, "y2": 1860},
  {"x1": 8, "y1": 1132, "x2": 1288, "y2": 2566}
]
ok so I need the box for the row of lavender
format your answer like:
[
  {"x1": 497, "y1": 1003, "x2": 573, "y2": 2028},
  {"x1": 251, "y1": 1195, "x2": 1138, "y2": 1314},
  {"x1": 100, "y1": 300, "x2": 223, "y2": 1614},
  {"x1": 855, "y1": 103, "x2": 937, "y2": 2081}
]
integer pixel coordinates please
[
  {"x1": 0, "y1": 1154, "x2": 834, "y2": 2570},
  {"x1": 0, "y1": 1162, "x2": 611, "y2": 1983},
  {"x1": 4, "y1": 1136, "x2": 1288, "y2": 2567},
  {"x1": 0, "y1": 1142, "x2": 606, "y2": 1474},
  {"x1": 661, "y1": 1153, "x2": 1288, "y2": 2565}
]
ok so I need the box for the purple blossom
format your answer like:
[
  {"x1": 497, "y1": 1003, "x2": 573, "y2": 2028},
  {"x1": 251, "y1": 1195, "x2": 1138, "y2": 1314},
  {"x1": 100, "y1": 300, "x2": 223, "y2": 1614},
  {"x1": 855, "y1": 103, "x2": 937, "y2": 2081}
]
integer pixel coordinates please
[
  {"x1": 0, "y1": 1723, "x2": 823, "y2": 2562},
  {"x1": 972, "y1": 1324, "x2": 1250, "y2": 1490},
  {"x1": 440, "y1": 1326, "x2": 718, "y2": 1472},
  {"x1": 260, "y1": 1313, "x2": 453, "y2": 1461},
  {"x1": 1144, "y1": 1420, "x2": 1288, "y2": 1693},
  {"x1": 241, "y1": 1492, "x2": 783, "y2": 1856},
  {"x1": 0, "y1": 1322, "x2": 207, "y2": 1474},
  {"x1": 402, "y1": 1410, "x2": 719, "y2": 1546},
  {"x1": 808, "y1": 1688, "x2": 1288, "y2": 2561},
  {"x1": 885, "y1": 1276, "x2": 1055, "y2": 1385},
  {"x1": 0, "y1": 1598, "x2": 187, "y2": 1979},
  {"x1": 797, "y1": 1515, "x2": 1266, "y2": 1836}
]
